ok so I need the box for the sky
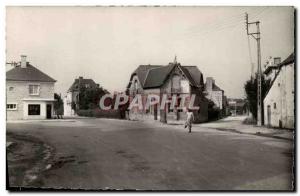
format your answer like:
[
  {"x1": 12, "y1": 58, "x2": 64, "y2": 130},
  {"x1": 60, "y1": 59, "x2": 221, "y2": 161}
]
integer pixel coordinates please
[{"x1": 6, "y1": 6, "x2": 294, "y2": 98}]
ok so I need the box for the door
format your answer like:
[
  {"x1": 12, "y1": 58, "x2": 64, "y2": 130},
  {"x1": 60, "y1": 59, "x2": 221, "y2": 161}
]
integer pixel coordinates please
[
  {"x1": 46, "y1": 104, "x2": 52, "y2": 119},
  {"x1": 154, "y1": 104, "x2": 157, "y2": 120},
  {"x1": 267, "y1": 105, "x2": 271, "y2": 126}
]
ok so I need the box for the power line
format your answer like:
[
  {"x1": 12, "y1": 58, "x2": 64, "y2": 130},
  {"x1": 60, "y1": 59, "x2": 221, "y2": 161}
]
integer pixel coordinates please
[{"x1": 183, "y1": 7, "x2": 267, "y2": 36}]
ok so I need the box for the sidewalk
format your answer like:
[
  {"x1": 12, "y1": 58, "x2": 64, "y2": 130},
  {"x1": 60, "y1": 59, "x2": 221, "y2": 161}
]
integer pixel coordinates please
[
  {"x1": 6, "y1": 115, "x2": 92, "y2": 124},
  {"x1": 195, "y1": 116, "x2": 294, "y2": 140},
  {"x1": 6, "y1": 119, "x2": 78, "y2": 124}
]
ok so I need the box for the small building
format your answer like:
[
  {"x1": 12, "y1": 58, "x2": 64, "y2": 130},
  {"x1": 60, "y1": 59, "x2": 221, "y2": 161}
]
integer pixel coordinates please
[
  {"x1": 228, "y1": 98, "x2": 248, "y2": 116},
  {"x1": 204, "y1": 77, "x2": 227, "y2": 115},
  {"x1": 263, "y1": 53, "x2": 294, "y2": 129},
  {"x1": 127, "y1": 60, "x2": 208, "y2": 123},
  {"x1": 6, "y1": 55, "x2": 56, "y2": 120},
  {"x1": 64, "y1": 76, "x2": 99, "y2": 116}
]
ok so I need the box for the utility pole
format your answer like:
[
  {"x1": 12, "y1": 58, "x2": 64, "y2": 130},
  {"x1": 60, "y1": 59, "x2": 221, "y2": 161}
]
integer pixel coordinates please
[{"x1": 245, "y1": 12, "x2": 262, "y2": 126}]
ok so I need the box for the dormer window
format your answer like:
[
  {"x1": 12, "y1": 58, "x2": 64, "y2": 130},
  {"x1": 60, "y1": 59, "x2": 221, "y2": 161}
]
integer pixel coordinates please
[{"x1": 29, "y1": 84, "x2": 40, "y2": 95}]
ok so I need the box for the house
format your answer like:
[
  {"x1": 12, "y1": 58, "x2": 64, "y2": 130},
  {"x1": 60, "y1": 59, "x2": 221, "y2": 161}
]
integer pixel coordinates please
[
  {"x1": 6, "y1": 55, "x2": 56, "y2": 120},
  {"x1": 64, "y1": 76, "x2": 100, "y2": 116},
  {"x1": 126, "y1": 59, "x2": 208, "y2": 123},
  {"x1": 263, "y1": 53, "x2": 294, "y2": 129},
  {"x1": 228, "y1": 98, "x2": 248, "y2": 116},
  {"x1": 204, "y1": 77, "x2": 227, "y2": 115}
]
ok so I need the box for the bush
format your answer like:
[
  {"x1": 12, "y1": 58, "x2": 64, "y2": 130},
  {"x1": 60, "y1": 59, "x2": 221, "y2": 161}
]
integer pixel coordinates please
[
  {"x1": 207, "y1": 100, "x2": 221, "y2": 121},
  {"x1": 244, "y1": 74, "x2": 271, "y2": 121},
  {"x1": 77, "y1": 109, "x2": 94, "y2": 117},
  {"x1": 77, "y1": 109, "x2": 122, "y2": 119}
]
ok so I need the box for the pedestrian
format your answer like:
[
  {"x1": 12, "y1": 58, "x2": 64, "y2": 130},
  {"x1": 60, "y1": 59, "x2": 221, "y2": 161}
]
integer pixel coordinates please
[{"x1": 184, "y1": 109, "x2": 194, "y2": 133}]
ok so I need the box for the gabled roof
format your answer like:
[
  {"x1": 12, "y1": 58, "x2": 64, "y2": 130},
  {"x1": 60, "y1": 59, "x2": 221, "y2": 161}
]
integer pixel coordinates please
[
  {"x1": 279, "y1": 52, "x2": 294, "y2": 67},
  {"x1": 128, "y1": 63, "x2": 203, "y2": 89},
  {"x1": 264, "y1": 65, "x2": 279, "y2": 75},
  {"x1": 212, "y1": 83, "x2": 223, "y2": 91},
  {"x1": 182, "y1": 66, "x2": 202, "y2": 86},
  {"x1": 264, "y1": 52, "x2": 294, "y2": 99},
  {"x1": 6, "y1": 63, "x2": 56, "y2": 82},
  {"x1": 68, "y1": 78, "x2": 98, "y2": 92},
  {"x1": 143, "y1": 64, "x2": 176, "y2": 88},
  {"x1": 204, "y1": 82, "x2": 223, "y2": 92},
  {"x1": 134, "y1": 65, "x2": 163, "y2": 87},
  {"x1": 264, "y1": 53, "x2": 294, "y2": 75}
]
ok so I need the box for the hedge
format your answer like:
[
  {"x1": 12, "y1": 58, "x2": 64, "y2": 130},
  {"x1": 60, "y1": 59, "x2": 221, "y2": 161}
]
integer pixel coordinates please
[{"x1": 77, "y1": 109, "x2": 123, "y2": 119}]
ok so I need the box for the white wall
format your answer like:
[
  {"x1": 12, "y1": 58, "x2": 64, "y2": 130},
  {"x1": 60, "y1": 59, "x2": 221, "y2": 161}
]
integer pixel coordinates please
[
  {"x1": 206, "y1": 90, "x2": 223, "y2": 109},
  {"x1": 264, "y1": 63, "x2": 294, "y2": 129},
  {"x1": 6, "y1": 81, "x2": 55, "y2": 120},
  {"x1": 22, "y1": 101, "x2": 48, "y2": 120},
  {"x1": 64, "y1": 92, "x2": 75, "y2": 116}
]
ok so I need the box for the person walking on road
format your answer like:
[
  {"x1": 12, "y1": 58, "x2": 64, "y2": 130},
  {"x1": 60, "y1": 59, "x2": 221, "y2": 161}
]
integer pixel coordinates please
[{"x1": 185, "y1": 109, "x2": 194, "y2": 133}]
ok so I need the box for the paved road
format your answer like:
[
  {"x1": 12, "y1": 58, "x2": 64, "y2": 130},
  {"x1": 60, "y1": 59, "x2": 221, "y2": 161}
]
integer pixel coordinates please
[{"x1": 7, "y1": 118, "x2": 294, "y2": 190}]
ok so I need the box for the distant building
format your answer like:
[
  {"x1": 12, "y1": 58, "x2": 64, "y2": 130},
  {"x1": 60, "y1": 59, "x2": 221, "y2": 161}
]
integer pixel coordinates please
[
  {"x1": 6, "y1": 55, "x2": 56, "y2": 120},
  {"x1": 227, "y1": 98, "x2": 248, "y2": 116},
  {"x1": 64, "y1": 76, "x2": 99, "y2": 116},
  {"x1": 204, "y1": 77, "x2": 227, "y2": 115},
  {"x1": 127, "y1": 60, "x2": 208, "y2": 123},
  {"x1": 223, "y1": 95, "x2": 230, "y2": 116},
  {"x1": 263, "y1": 53, "x2": 294, "y2": 129}
]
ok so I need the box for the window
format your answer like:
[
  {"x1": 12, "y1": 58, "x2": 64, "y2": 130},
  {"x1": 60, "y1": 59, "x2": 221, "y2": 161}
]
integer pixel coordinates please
[
  {"x1": 7, "y1": 104, "x2": 17, "y2": 110},
  {"x1": 29, "y1": 85, "x2": 40, "y2": 95},
  {"x1": 273, "y1": 103, "x2": 276, "y2": 109},
  {"x1": 134, "y1": 80, "x2": 138, "y2": 89},
  {"x1": 85, "y1": 84, "x2": 90, "y2": 88},
  {"x1": 180, "y1": 80, "x2": 189, "y2": 93},
  {"x1": 9, "y1": 87, "x2": 14, "y2": 91},
  {"x1": 28, "y1": 104, "x2": 40, "y2": 115},
  {"x1": 134, "y1": 80, "x2": 139, "y2": 94}
]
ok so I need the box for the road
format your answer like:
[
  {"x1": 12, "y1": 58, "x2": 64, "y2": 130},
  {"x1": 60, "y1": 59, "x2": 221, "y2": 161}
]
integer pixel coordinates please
[{"x1": 6, "y1": 117, "x2": 294, "y2": 190}]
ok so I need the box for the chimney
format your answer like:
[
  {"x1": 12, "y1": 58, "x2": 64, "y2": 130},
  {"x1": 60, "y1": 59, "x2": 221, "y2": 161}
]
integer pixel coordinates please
[
  {"x1": 78, "y1": 76, "x2": 83, "y2": 88},
  {"x1": 274, "y1": 57, "x2": 281, "y2": 65},
  {"x1": 21, "y1": 55, "x2": 27, "y2": 68},
  {"x1": 206, "y1": 77, "x2": 214, "y2": 91}
]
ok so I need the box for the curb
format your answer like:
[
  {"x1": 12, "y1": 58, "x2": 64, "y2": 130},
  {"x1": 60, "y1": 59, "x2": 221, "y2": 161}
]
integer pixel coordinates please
[{"x1": 203, "y1": 127, "x2": 293, "y2": 141}]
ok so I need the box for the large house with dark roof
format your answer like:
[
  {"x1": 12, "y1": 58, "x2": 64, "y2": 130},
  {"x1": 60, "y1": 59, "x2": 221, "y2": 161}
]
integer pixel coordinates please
[
  {"x1": 263, "y1": 53, "x2": 294, "y2": 129},
  {"x1": 64, "y1": 76, "x2": 100, "y2": 116},
  {"x1": 126, "y1": 60, "x2": 208, "y2": 123},
  {"x1": 6, "y1": 55, "x2": 56, "y2": 120}
]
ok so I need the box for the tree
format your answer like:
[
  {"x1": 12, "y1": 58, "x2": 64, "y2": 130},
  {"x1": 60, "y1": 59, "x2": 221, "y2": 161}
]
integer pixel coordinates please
[
  {"x1": 54, "y1": 93, "x2": 64, "y2": 118},
  {"x1": 78, "y1": 86, "x2": 108, "y2": 110},
  {"x1": 207, "y1": 100, "x2": 221, "y2": 121},
  {"x1": 244, "y1": 74, "x2": 271, "y2": 122}
]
